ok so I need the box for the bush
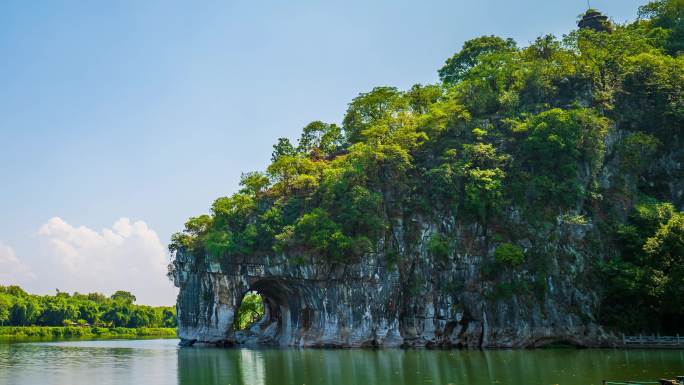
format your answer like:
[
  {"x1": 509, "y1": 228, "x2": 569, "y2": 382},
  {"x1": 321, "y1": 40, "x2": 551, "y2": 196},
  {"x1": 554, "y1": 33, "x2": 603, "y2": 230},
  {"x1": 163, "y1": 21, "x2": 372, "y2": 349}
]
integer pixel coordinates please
[
  {"x1": 494, "y1": 243, "x2": 525, "y2": 266},
  {"x1": 427, "y1": 234, "x2": 451, "y2": 260}
]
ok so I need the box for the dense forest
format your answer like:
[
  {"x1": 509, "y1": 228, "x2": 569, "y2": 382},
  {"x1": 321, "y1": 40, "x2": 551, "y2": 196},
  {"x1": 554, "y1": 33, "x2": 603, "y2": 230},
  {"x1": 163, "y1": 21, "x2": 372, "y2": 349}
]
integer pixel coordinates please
[
  {"x1": 170, "y1": 0, "x2": 683, "y2": 334},
  {"x1": 0, "y1": 286, "x2": 176, "y2": 329}
]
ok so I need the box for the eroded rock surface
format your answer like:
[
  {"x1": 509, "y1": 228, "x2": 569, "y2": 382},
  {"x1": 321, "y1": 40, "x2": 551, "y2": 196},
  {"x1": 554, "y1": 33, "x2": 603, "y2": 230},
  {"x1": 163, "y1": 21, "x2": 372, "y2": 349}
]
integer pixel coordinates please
[{"x1": 170, "y1": 221, "x2": 615, "y2": 348}]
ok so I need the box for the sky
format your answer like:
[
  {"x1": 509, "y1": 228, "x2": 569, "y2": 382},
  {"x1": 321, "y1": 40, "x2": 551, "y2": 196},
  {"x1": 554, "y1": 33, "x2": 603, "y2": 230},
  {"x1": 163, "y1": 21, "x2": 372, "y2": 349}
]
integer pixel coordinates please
[{"x1": 0, "y1": 0, "x2": 646, "y2": 306}]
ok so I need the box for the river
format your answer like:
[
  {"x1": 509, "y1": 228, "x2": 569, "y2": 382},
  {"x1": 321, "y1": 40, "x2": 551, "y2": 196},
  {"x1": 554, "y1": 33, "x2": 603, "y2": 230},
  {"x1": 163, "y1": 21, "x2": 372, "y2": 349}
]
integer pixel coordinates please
[{"x1": 0, "y1": 338, "x2": 683, "y2": 384}]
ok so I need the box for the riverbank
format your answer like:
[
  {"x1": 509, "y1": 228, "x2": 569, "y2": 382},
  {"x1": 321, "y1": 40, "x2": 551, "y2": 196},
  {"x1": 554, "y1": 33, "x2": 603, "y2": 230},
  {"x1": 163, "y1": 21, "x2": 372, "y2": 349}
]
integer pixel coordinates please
[{"x1": 0, "y1": 326, "x2": 177, "y2": 338}]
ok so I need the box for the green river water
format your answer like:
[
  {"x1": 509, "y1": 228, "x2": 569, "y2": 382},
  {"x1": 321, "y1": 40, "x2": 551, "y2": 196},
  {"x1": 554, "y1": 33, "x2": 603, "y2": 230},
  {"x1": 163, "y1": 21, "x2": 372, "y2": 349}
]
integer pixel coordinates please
[{"x1": 0, "y1": 338, "x2": 682, "y2": 385}]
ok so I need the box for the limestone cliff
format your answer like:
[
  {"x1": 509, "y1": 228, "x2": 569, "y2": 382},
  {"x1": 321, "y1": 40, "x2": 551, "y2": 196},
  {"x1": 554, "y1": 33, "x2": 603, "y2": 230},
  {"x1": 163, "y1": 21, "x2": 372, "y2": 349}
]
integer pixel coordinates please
[{"x1": 170, "y1": 219, "x2": 614, "y2": 348}]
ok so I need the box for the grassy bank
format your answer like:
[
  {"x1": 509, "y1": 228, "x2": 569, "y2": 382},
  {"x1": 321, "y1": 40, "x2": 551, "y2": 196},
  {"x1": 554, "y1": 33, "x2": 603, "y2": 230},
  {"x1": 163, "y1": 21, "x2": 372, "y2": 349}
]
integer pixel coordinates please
[{"x1": 0, "y1": 326, "x2": 177, "y2": 339}]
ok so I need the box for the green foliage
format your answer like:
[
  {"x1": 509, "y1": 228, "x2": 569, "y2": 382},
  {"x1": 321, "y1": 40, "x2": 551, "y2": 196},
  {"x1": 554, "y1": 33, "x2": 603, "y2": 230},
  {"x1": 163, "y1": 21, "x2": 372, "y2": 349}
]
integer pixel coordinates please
[
  {"x1": 439, "y1": 36, "x2": 517, "y2": 84},
  {"x1": 494, "y1": 243, "x2": 525, "y2": 266},
  {"x1": 279, "y1": 208, "x2": 368, "y2": 261},
  {"x1": 239, "y1": 172, "x2": 271, "y2": 195},
  {"x1": 271, "y1": 137, "x2": 296, "y2": 162},
  {"x1": 0, "y1": 326, "x2": 176, "y2": 339},
  {"x1": 234, "y1": 292, "x2": 264, "y2": 330},
  {"x1": 458, "y1": 142, "x2": 508, "y2": 221},
  {"x1": 601, "y1": 200, "x2": 684, "y2": 333},
  {"x1": 168, "y1": 214, "x2": 212, "y2": 253},
  {"x1": 111, "y1": 291, "x2": 136, "y2": 304},
  {"x1": 616, "y1": 52, "x2": 684, "y2": 141},
  {"x1": 297, "y1": 121, "x2": 344, "y2": 155},
  {"x1": 513, "y1": 108, "x2": 609, "y2": 208},
  {"x1": 342, "y1": 86, "x2": 408, "y2": 144},
  {"x1": 427, "y1": 234, "x2": 451, "y2": 260},
  {"x1": 406, "y1": 84, "x2": 444, "y2": 114},
  {"x1": 0, "y1": 286, "x2": 176, "y2": 329},
  {"x1": 639, "y1": 0, "x2": 684, "y2": 55},
  {"x1": 0, "y1": 294, "x2": 11, "y2": 325}
]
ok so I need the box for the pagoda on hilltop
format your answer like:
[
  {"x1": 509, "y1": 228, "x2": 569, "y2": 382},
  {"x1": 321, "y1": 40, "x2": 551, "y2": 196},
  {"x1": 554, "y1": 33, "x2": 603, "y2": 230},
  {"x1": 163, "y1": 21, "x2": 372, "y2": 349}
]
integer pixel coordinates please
[{"x1": 578, "y1": 9, "x2": 612, "y2": 32}]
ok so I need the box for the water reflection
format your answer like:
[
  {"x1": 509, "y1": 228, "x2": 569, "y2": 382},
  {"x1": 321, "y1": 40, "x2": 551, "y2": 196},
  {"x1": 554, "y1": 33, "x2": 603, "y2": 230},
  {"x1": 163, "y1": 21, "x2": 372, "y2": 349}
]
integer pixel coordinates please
[
  {"x1": 240, "y1": 349, "x2": 266, "y2": 385},
  {"x1": 176, "y1": 347, "x2": 684, "y2": 385},
  {"x1": 0, "y1": 339, "x2": 178, "y2": 385},
  {"x1": 1, "y1": 339, "x2": 683, "y2": 385}
]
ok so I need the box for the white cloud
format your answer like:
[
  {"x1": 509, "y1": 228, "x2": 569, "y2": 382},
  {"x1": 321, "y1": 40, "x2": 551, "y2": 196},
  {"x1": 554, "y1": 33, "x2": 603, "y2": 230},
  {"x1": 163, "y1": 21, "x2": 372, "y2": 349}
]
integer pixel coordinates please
[
  {"x1": 0, "y1": 241, "x2": 35, "y2": 285},
  {"x1": 37, "y1": 217, "x2": 177, "y2": 306}
]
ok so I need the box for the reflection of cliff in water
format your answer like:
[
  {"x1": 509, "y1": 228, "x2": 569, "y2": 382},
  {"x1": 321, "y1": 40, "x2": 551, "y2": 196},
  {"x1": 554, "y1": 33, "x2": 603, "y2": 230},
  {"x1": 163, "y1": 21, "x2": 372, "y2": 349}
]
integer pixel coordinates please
[{"x1": 176, "y1": 347, "x2": 684, "y2": 385}]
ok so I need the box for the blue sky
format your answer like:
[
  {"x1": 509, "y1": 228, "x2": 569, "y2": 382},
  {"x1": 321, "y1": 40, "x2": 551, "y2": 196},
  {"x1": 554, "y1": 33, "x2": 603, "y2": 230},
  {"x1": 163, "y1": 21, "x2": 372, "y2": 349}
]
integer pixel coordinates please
[{"x1": 0, "y1": 0, "x2": 645, "y2": 305}]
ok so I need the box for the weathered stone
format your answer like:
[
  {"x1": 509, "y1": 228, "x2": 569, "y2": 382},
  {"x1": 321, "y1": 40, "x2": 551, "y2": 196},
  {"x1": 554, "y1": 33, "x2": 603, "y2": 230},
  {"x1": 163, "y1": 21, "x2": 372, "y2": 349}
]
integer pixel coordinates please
[{"x1": 170, "y1": 235, "x2": 615, "y2": 348}]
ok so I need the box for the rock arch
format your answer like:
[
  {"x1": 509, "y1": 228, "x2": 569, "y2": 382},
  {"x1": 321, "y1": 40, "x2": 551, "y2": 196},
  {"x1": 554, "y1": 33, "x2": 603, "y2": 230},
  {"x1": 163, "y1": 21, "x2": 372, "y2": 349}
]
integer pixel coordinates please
[{"x1": 234, "y1": 279, "x2": 293, "y2": 346}]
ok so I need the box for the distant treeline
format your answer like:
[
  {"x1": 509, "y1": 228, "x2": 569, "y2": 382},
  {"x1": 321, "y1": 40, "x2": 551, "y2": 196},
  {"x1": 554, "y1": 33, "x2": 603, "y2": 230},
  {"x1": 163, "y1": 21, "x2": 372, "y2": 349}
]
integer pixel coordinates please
[
  {"x1": 0, "y1": 286, "x2": 176, "y2": 329},
  {"x1": 0, "y1": 326, "x2": 176, "y2": 338}
]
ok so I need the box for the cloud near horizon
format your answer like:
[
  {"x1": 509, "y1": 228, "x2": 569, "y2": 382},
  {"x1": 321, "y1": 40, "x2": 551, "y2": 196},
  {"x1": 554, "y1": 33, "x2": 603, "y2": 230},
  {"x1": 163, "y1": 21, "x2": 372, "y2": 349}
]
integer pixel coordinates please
[
  {"x1": 0, "y1": 241, "x2": 35, "y2": 285},
  {"x1": 35, "y1": 217, "x2": 177, "y2": 306}
]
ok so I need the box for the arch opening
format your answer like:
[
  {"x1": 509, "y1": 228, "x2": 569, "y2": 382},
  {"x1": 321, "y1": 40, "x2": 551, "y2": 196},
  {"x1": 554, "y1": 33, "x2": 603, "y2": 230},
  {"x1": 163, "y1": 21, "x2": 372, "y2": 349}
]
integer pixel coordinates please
[
  {"x1": 234, "y1": 291, "x2": 265, "y2": 331},
  {"x1": 232, "y1": 279, "x2": 292, "y2": 345}
]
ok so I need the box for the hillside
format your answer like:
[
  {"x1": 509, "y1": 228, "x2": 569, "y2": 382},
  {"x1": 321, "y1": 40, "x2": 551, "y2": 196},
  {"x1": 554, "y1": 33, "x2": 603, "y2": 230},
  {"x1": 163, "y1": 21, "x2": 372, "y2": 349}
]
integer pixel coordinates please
[{"x1": 169, "y1": 0, "x2": 684, "y2": 347}]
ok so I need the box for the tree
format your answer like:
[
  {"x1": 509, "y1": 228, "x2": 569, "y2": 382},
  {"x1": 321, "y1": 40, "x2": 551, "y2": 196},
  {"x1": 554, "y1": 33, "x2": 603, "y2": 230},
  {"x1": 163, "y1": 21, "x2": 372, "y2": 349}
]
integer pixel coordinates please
[
  {"x1": 439, "y1": 35, "x2": 517, "y2": 84},
  {"x1": 101, "y1": 303, "x2": 130, "y2": 327},
  {"x1": 514, "y1": 108, "x2": 608, "y2": 208},
  {"x1": 456, "y1": 142, "x2": 508, "y2": 238},
  {"x1": 9, "y1": 298, "x2": 41, "y2": 326},
  {"x1": 639, "y1": 0, "x2": 684, "y2": 55},
  {"x1": 0, "y1": 294, "x2": 11, "y2": 325},
  {"x1": 39, "y1": 299, "x2": 79, "y2": 326},
  {"x1": 111, "y1": 291, "x2": 136, "y2": 304},
  {"x1": 297, "y1": 121, "x2": 344, "y2": 155},
  {"x1": 616, "y1": 52, "x2": 684, "y2": 141},
  {"x1": 643, "y1": 212, "x2": 684, "y2": 319},
  {"x1": 169, "y1": 215, "x2": 213, "y2": 253},
  {"x1": 601, "y1": 201, "x2": 684, "y2": 333},
  {"x1": 342, "y1": 87, "x2": 407, "y2": 143},
  {"x1": 0, "y1": 286, "x2": 175, "y2": 328},
  {"x1": 78, "y1": 302, "x2": 100, "y2": 325},
  {"x1": 406, "y1": 84, "x2": 443, "y2": 114},
  {"x1": 127, "y1": 307, "x2": 155, "y2": 328},
  {"x1": 271, "y1": 137, "x2": 296, "y2": 162}
]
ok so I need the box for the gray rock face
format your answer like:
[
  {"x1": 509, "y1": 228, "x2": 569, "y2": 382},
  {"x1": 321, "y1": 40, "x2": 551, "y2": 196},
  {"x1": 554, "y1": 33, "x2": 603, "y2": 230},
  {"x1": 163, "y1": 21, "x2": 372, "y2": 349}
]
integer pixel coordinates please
[{"x1": 170, "y1": 221, "x2": 616, "y2": 348}]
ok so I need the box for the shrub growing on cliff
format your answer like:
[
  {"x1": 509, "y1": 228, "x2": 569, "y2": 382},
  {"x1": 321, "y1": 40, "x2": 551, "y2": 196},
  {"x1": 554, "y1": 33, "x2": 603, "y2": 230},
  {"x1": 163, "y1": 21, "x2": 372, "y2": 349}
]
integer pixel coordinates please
[
  {"x1": 427, "y1": 234, "x2": 451, "y2": 260},
  {"x1": 494, "y1": 243, "x2": 525, "y2": 267}
]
